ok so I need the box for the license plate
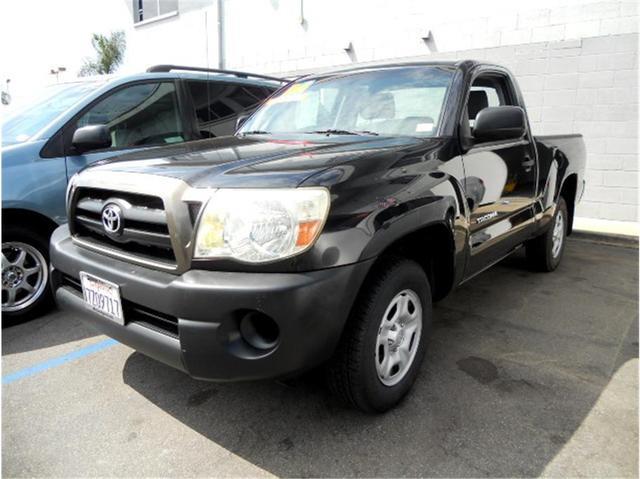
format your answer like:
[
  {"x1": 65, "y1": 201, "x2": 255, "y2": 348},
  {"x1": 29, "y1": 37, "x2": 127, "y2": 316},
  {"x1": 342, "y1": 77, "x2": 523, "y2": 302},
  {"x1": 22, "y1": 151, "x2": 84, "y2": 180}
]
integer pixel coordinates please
[{"x1": 79, "y1": 272, "x2": 124, "y2": 324}]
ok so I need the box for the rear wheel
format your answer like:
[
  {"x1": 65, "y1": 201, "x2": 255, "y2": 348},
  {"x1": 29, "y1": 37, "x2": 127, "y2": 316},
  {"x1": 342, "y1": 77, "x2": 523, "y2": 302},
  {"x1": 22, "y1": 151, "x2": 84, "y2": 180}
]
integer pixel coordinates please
[
  {"x1": 2, "y1": 226, "x2": 54, "y2": 323},
  {"x1": 526, "y1": 197, "x2": 568, "y2": 272},
  {"x1": 327, "y1": 257, "x2": 431, "y2": 413}
]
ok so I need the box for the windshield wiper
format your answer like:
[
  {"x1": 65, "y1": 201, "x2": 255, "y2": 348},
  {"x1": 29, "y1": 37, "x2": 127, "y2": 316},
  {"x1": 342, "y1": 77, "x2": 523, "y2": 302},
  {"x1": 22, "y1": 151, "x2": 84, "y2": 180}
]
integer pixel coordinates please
[{"x1": 307, "y1": 129, "x2": 379, "y2": 136}]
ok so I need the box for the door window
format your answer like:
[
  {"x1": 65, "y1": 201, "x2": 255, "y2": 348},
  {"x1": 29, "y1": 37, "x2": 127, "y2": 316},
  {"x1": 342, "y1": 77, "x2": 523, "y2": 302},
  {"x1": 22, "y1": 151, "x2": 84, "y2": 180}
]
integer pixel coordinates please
[
  {"x1": 186, "y1": 80, "x2": 275, "y2": 137},
  {"x1": 467, "y1": 75, "x2": 514, "y2": 128},
  {"x1": 75, "y1": 82, "x2": 184, "y2": 149}
]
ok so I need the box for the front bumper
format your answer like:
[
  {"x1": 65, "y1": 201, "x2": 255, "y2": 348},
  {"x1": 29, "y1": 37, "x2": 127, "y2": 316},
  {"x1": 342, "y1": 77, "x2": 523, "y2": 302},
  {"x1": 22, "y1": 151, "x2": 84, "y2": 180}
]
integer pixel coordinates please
[{"x1": 50, "y1": 225, "x2": 373, "y2": 381}]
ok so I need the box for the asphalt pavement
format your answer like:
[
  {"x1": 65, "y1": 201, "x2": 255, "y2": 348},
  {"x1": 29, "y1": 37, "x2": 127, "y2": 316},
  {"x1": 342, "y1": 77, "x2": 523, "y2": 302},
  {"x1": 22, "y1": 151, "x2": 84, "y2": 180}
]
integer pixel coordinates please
[{"x1": 2, "y1": 237, "x2": 638, "y2": 477}]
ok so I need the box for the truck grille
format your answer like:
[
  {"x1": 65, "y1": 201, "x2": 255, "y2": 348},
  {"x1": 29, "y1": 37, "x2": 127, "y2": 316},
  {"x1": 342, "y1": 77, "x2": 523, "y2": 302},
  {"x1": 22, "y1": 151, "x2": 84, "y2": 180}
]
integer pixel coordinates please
[{"x1": 70, "y1": 187, "x2": 176, "y2": 266}]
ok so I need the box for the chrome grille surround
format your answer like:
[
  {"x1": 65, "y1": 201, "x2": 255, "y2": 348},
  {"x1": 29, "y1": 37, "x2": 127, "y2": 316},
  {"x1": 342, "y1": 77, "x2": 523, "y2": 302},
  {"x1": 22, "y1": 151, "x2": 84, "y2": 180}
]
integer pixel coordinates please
[{"x1": 68, "y1": 170, "x2": 213, "y2": 274}]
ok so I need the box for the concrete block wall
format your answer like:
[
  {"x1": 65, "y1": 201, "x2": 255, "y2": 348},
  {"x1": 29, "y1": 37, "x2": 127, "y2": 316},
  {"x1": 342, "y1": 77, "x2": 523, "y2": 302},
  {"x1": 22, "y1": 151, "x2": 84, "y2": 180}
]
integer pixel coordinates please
[{"x1": 223, "y1": 0, "x2": 638, "y2": 75}]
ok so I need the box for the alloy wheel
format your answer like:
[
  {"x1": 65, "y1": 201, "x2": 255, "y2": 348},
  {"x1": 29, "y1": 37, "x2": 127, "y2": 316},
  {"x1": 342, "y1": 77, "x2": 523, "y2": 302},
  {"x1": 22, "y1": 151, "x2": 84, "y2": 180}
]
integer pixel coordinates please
[{"x1": 2, "y1": 242, "x2": 48, "y2": 313}]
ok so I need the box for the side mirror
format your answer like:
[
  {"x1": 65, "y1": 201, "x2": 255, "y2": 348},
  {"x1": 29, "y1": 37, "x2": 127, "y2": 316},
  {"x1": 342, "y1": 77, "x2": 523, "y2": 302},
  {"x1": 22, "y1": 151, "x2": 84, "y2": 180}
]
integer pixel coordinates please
[
  {"x1": 473, "y1": 106, "x2": 526, "y2": 142},
  {"x1": 235, "y1": 113, "x2": 250, "y2": 132},
  {"x1": 71, "y1": 125, "x2": 111, "y2": 153}
]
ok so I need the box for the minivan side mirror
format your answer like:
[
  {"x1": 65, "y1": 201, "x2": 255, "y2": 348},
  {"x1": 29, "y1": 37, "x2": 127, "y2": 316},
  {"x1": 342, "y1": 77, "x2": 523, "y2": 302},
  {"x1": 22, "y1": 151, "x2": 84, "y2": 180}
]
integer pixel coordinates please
[
  {"x1": 473, "y1": 106, "x2": 526, "y2": 142},
  {"x1": 235, "y1": 113, "x2": 251, "y2": 132},
  {"x1": 71, "y1": 125, "x2": 112, "y2": 153}
]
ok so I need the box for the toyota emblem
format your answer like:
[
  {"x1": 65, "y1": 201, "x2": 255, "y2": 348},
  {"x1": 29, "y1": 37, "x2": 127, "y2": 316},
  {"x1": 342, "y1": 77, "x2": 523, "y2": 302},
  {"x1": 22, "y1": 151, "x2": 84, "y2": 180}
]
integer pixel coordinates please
[{"x1": 101, "y1": 203, "x2": 123, "y2": 236}]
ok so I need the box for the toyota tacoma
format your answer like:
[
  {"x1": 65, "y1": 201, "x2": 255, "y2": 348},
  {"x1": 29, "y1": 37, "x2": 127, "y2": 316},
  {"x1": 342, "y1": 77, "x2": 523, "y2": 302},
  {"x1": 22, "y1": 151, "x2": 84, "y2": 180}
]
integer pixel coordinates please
[{"x1": 50, "y1": 61, "x2": 586, "y2": 412}]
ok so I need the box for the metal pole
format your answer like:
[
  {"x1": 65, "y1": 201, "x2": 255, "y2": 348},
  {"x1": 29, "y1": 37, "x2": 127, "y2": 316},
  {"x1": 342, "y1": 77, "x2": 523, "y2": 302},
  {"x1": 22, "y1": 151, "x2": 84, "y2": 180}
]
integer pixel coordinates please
[{"x1": 217, "y1": 0, "x2": 225, "y2": 69}]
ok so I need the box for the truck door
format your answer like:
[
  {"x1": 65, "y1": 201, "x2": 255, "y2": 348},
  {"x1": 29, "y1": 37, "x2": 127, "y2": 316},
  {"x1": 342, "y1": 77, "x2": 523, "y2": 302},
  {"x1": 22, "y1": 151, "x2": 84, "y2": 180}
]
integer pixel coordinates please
[
  {"x1": 63, "y1": 81, "x2": 186, "y2": 178},
  {"x1": 461, "y1": 71, "x2": 537, "y2": 275}
]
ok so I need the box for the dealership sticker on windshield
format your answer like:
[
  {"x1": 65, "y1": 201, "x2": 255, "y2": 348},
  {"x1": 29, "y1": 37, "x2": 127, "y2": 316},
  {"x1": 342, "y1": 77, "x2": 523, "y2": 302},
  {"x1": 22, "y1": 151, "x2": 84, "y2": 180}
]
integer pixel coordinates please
[
  {"x1": 416, "y1": 122, "x2": 434, "y2": 133},
  {"x1": 268, "y1": 80, "x2": 314, "y2": 105}
]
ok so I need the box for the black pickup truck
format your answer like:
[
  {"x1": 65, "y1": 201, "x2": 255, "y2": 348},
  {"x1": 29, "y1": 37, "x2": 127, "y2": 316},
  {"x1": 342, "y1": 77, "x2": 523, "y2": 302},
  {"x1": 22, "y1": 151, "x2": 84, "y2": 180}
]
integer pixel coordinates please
[{"x1": 51, "y1": 60, "x2": 586, "y2": 412}]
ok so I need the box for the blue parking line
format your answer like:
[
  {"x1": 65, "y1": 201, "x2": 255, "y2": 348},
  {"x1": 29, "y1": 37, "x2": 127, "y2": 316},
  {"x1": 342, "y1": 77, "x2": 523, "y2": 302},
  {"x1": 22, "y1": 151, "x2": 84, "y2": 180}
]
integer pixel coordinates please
[{"x1": 2, "y1": 338, "x2": 119, "y2": 385}]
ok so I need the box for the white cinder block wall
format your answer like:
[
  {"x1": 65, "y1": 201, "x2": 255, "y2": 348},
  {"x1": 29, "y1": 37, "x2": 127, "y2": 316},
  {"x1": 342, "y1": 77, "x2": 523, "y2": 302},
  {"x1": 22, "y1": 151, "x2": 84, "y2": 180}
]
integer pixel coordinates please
[{"x1": 129, "y1": 0, "x2": 639, "y2": 223}]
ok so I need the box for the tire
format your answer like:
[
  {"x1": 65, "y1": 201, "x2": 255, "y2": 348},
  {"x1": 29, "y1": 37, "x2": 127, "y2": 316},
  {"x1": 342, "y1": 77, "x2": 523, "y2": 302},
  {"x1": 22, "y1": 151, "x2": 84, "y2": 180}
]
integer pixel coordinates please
[
  {"x1": 326, "y1": 256, "x2": 431, "y2": 413},
  {"x1": 526, "y1": 197, "x2": 569, "y2": 272},
  {"x1": 2, "y1": 225, "x2": 54, "y2": 323}
]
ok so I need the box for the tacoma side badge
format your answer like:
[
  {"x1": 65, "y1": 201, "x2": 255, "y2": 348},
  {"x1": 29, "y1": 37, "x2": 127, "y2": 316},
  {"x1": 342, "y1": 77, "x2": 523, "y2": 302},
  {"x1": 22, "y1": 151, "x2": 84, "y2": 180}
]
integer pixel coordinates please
[{"x1": 476, "y1": 211, "x2": 498, "y2": 224}]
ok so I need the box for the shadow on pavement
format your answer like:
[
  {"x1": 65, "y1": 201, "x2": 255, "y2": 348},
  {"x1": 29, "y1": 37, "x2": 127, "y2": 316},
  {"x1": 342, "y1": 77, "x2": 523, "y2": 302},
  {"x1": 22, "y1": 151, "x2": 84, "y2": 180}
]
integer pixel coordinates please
[
  {"x1": 2, "y1": 306, "x2": 99, "y2": 355},
  {"x1": 122, "y1": 240, "x2": 638, "y2": 477}
]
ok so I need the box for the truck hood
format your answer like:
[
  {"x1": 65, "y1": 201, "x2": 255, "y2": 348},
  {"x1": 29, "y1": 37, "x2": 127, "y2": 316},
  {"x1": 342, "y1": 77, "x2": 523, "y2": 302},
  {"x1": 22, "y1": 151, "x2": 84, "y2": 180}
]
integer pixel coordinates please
[{"x1": 85, "y1": 135, "x2": 438, "y2": 188}]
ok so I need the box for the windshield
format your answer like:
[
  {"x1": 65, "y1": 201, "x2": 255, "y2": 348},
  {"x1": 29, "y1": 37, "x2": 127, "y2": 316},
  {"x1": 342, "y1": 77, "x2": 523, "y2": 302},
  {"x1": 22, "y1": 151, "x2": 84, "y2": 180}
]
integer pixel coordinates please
[
  {"x1": 2, "y1": 82, "x2": 102, "y2": 145},
  {"x1": 240, "y1": 66, "x2": 454, "y2": 137}
]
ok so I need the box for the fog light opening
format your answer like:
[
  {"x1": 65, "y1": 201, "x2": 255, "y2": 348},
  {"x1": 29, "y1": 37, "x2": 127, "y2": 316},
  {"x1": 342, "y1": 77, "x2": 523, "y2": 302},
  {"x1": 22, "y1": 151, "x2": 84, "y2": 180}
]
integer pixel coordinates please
[{"x1": 239, "y1": 311, "x2": 280, "y2": 350}]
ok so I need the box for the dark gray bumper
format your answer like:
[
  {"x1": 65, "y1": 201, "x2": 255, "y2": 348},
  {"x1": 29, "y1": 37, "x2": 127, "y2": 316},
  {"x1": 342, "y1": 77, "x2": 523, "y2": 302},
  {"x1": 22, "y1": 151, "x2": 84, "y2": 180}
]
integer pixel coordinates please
[{"x1": 50, "y1": 225, "x2": 373, "y2": 381}]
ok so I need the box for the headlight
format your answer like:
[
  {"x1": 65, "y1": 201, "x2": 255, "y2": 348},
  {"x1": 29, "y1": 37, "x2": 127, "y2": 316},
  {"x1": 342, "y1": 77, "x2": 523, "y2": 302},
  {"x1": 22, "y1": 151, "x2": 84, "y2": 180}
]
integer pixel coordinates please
[{"x1": 194, "y1": 188, "x2": 330, "y2": 263}]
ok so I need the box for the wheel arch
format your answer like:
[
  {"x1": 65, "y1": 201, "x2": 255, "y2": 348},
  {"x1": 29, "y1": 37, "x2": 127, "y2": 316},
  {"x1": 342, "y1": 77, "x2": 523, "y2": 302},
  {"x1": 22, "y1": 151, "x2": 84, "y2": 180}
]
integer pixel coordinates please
[
  {"x1": 355, "y1": 217, "x2": 456, "y2": 305},
  {"x1": 2, "y1": 209, "x2": 60, "y2": 240},
  {"x1": 558, "y1": 174, "x2": 578, "y2": 236}
]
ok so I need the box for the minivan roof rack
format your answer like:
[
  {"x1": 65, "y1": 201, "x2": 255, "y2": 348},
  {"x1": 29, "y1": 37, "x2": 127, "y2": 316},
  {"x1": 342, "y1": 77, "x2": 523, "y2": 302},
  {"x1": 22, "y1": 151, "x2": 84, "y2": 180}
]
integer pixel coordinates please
[{"x1": 146, "y1": 65, "x2": 287, "y2": 83}]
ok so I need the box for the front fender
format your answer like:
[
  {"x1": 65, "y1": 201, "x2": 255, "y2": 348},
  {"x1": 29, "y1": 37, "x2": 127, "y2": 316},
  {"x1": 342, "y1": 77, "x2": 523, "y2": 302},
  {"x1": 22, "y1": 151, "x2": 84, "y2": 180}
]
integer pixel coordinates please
[
  {"x1": 360, "y1": 194, "x2": 457, "y2": 261},
  {"x1": 2, "y1": 140, "x2": 68, "y2": 225},
  {"x1": 296, "y1": 138, "x2": 468, "y2": 274},
  {"x1": 303, "y1": 163, "x2": 465, "y2": 271}
]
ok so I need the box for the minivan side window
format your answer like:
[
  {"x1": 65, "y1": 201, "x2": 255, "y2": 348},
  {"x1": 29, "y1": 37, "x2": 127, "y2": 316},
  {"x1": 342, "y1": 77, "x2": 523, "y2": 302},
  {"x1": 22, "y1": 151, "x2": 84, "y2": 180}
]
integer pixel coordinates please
[
  {"x1": 75, "y1": 82, "x2": 184, "y2": 149},
  {"x1": 186, "y1": 80, "x2": 274, "y2": 137}
]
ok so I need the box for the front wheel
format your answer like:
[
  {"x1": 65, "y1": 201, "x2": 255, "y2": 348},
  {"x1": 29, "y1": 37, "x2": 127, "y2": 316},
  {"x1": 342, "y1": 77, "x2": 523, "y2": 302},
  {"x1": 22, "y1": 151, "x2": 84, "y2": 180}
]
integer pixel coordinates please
[
  {"x1": 326, "y1": 257, "x2": 431, "y2": 413},
  {"x1": 2, "y1": 226, "x2": 54, "y2": 323},
  {"x1": 526, "y1": 197, "x2": 569, "y2": 272}
]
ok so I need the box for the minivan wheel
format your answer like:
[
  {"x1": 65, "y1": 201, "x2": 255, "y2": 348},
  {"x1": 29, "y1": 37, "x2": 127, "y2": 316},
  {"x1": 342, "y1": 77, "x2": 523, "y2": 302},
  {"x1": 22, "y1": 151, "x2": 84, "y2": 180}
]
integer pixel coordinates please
[
  {"x1": 327, "y1": 256, "x2": 431, "y2": 413},
  {"x1": 2, "y1": 226, "x2": 54, "y2": 323}
]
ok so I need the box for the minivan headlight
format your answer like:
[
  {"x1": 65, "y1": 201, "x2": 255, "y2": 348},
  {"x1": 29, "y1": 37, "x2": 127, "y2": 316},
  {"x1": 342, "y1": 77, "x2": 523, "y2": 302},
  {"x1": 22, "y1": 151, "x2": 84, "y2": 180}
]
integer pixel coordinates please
[{"x1": 194, "y1": 188, "x2": 330, "y2": 263}]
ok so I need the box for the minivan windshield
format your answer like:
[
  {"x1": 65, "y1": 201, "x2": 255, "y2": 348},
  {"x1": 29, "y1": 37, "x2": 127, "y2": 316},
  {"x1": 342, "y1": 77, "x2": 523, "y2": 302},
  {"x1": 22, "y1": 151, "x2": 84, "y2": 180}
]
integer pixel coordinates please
[
  {"x1": 2, "y1": 81, "x2": 102, "y2": 146},
  {"x1": 239, "y1": 66, "x2": 454, "y2": 138}
]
